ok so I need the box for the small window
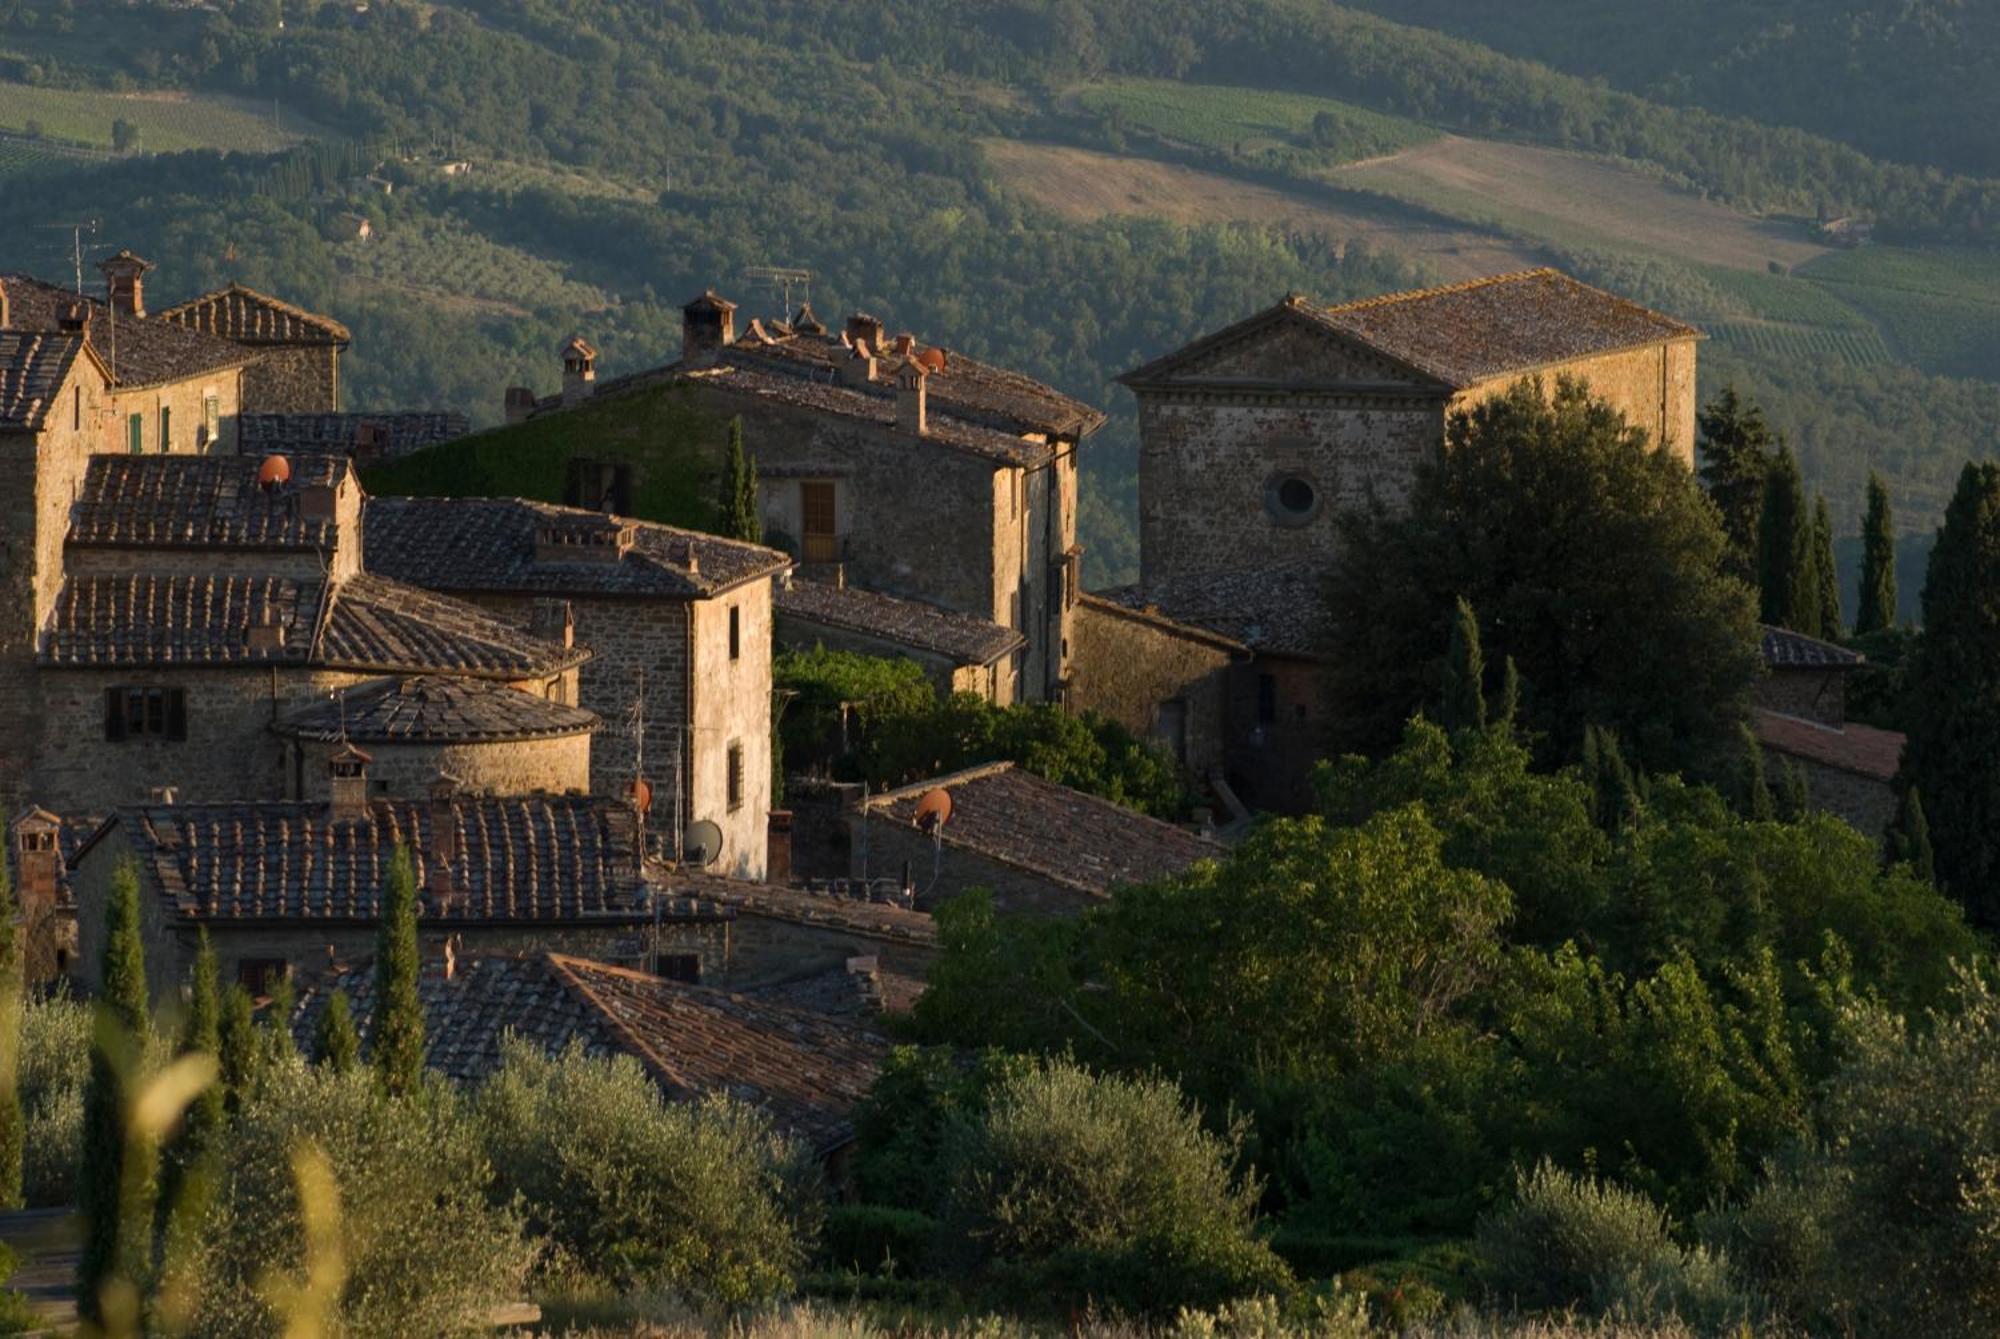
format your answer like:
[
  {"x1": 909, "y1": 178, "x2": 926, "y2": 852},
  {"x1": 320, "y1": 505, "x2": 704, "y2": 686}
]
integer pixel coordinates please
[
  {"x1": 1257, "y1": 674, "x2": 1277, "y2": 726},
  {"x1": 72, "y1": 385, "x2": 80, "y2": 431},
  {"x1": 728, "y1": 605, "x2": 740, "y2": 661},
  {"x1": 236, "y1": 958, "x2": 288, "y2": 998},
  {"x1": 105, "y1": 686, "x2": 187, "y2": 741},
  {"x1": 159, "y1": 405, "x2": 172, "y2": 452},
  {"x1": 726, "y1": 741, "x2": 744, "y2": 812},
  {"x1": 655, "y1": 952, "x2": 701, "y2": 983},
  {"x1": 1265, "y1": 472, "x2": 1321, "y2": 526},
  {"x1": 201, "y1": 393, "x2": 220, "y2": 446},
  {"x1": 127, "y1": 412, "x2": 143, "y2": 454},
  {"x1": 564, "y1": 458, "x2": 633, "y2": 513}
]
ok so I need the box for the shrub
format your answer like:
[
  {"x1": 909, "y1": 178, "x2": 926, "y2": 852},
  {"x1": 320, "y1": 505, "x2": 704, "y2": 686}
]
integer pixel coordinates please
[
  {"x1": 19, "y1": 992, "x2": 88, "y2": 1206},
  {"x1": 819, "y1": 1204, "x2": 938, "y2": 1276},
  {"x1": 478, "y1": 1039, "x2": 818, "y2": 1306},
  {"x1": 176, "y1": 1063, "x2": 529, "y2": 1338},
  {"x1": 940, "y1": 1056, "x2": 1291, "y2": 1314}
]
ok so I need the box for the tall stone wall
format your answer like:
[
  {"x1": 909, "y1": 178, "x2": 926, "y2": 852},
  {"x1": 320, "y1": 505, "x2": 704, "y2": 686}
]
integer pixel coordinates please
[
  {"x1": 292, "y1": 731, "x2": 593, "y2": 801},
  {"x1": 1069, "y1": 597, "x2": 1233, "y2": 778},
  {"x1": 1754, "y1": 669, "x2": 1848, "y2": 727},
  {"x1": 106, "y1": 370, "x2": 242, "y2": 457},
  {"x1": 1224, "y1": 654, "x2": 1327, "y2": 814},
  {"x1": 242, "y1": 345, "x2": 339, "y2": 414},
  {"x1": 1455, "y1": 337, "x2": 1700, "y2": 466},
  {"x1": 690, "y1": 581, "x2": 773, "y2": 880}
]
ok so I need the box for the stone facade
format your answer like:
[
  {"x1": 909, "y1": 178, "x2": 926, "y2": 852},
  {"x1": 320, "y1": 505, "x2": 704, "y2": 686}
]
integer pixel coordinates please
[
  {"x1": 242, "y1": 343, "x2": 340, "y2": 414},
  {"x1": 1755, "y1": 667, "x2": 1847, "y2": 727},
  {"x1": 289, "y1": 730, "x2": 593, "y2": 801},
  {"x1": 105, "y1": 371, "x2": 243, "y2": 458},
  {"x1": 1226, "y1": 654, "x2": 1328, "y2": 813},
  {"x1": 1069, "y1": 595, "x2": 1238, "y2": 778},
  {"x1": 1787, "y1": 756, "x2": 1898, "y2": 840}
]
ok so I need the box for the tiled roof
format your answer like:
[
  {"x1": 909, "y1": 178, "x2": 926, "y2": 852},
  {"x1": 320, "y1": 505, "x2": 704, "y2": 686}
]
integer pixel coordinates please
[
  {"x1": 0, "y1": 273, "x2": 257, "y2": 388},
  {"x1": 239, "y1": 411, "x2": 469, "y2": 460},
  {"x1": 113, "y1": 795, "x2": 652, "y2": 924},
  {"x1": 365, "y1": 497, "x2": 790, "y2": 599},
  {"x1": 43, "y1": 570, "x2": 587, "y2": 676},
  {"x1": 1093, "y1": 565, "x2": 1331, "y2": 658},
  {"x1": 1761, "y1": 624, "x2": 1865, "y2": 670},
  {"x1": 776, "y1": 578, "x2": 1024, "y2": 667},
  {"x1": 153, "y1": 282, "x2": 352, "y2": 346},
  {"x1": 860, "y1": 762, "x2": 1226, "y2": 899},
  {"x1": 674, "y1": 871, "x2": 938, "y2": 947},
  {"x1": 749, "y1": 960, "x2": 926, "y2": 1019},
  {"x1": 1751, "y1": 708, "x2": 1903, "y2": 782},
  {"x1": 0, "y1": 330, "x2": 94, "y2": 432},
  {"x1": 289, "y1": 952, "x2": 886, "y2": 1152},
  {"x1": 69, "y1": 454, "x2": 350, "y2": 550},
  {"x1": 276, "y1": 675, "x2": 600, "y2": 744}
]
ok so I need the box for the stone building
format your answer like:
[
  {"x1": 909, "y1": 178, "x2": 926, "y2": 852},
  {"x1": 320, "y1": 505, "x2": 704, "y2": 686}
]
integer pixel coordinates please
[
  {"x1": 14, "y1": 453, "x2": 585, "y2": 815},
  {"x1": 155, "y1": 281, "x2": 352, "y2": 412},
  {"x1": 365, "y1": 497, "x2": 791, "y2": 879},
  {"x1": 850, "y1": 761, "x2": 1225, "y2": 916},
  {"x1": 1119, "y1": 269, "x2": 1698, "y2": 588},
  {"x1": 775, "y1": 573, "x2": 1025, "y2": 702},
  {"x1": 287, "y1": 951, "x2": 887, "y2": 1157},
  {"x1": 517, "y1": 292, "x2": 1103, "y2": 705},
  {"x1": 239, "y1": 410, "x2": 469, "y2": 465},
  {"x1": 1751, "y1": 625, "x2": 1902, "y2": 837}
]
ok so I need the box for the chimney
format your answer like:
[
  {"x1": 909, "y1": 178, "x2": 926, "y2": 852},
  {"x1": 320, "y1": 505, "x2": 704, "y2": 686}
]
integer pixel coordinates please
[
  {"x1": 839, "y1": 341, "x2": 877, "y2": 388},
  {"x1": 792, "y1": 302, "x2": 826, "y2": 336},
  {"x1": 294, "y1": 482, "x2": 337, "y2": 522},
  {"x1": 681, "y1": 289, "x2": 737, "y2": 364},
  {"x1": 327, "y1": 743, "x2": 373, "y2": 825},
  {"x1": 0, "y1": 278, "x2": 9, "y2": 330},
  {"x1": 531, "y1": 598, "x2": 575, "y2": 648},
  {"x1": 244, "y1": 612, "x2": 286, "y2": 653},
  {"x1": 426, "y1": 773, "x2": 460, "y2": 903},
  {"x1": 766, "y1": 810, "x2": 793, "y2": 884},
  {"x1": 503, "y1": 386, "x2": 537, "y2": 426},
  {"x1": 9, "y1": 810, "x2": 61, "y2": 919},
  {"x1": 148, "y1": 785, "x2": 178, "y2": 806},
  {"x1": 98, "y1": 250, "x2": 154, "y2": 319},
  {"x1": 535, "y1": 517, "x2": 633, "y2": 564},
  {"x1": 895, "y1": 359, "x2": 928, "y2": 436},
  {"x1": 58, "y1": 303, "x2": 90, "y2": 336},
  {"x1": 892, "y1": 333, "x2": 915, "y2": 358},
  {"x1": 560, "y1": 335, "x2": 597, "y2": 406},
  {"x1": 845, "y1": 312, "x2": 885, "y2": 352}
]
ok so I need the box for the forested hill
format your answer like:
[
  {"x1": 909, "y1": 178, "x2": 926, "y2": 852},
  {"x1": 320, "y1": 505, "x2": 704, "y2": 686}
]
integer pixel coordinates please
[
  {"x1": 1338, "y1": 0, "x2": 2000, "y2": 180},
  {"x1": 3, "y1": 0, "x2": 2000, "y2": 597}
]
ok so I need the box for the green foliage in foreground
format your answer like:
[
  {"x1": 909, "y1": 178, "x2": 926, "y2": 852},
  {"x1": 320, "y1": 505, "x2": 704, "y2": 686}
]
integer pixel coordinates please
[
  {"x1": 77, "y1": 859, "x2": 153, "y2": 1326},
  {"x1": 370, "y1": 845, "x2": 424, "y2": 1099}
]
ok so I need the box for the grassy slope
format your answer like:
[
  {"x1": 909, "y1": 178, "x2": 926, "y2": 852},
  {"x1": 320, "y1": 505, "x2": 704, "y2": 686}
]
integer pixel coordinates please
[{"x1": 0, "y1": 79, "x2": 318, "y2": 152}]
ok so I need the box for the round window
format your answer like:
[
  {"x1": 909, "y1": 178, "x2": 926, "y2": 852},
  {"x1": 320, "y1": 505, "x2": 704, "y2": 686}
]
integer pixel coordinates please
[
  {"x1": 1276, "y1": 477, "x2": 1315, "y2": 514},
  {"x1": 1265, "y1": 472, "x2": 1321, "y2": 526}
]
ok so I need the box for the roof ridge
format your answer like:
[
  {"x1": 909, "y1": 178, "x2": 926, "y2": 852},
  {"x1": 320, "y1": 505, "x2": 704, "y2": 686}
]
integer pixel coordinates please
[
  {"x1": 1322, "y1": 268, "x2": 1559, "y2": 315},
  {"x1": 863, "y1": 759, "x2": 1017, "y2": 807},
  {"x1": 544, "y1": 953, "x2": 693, "y2": 1093}
]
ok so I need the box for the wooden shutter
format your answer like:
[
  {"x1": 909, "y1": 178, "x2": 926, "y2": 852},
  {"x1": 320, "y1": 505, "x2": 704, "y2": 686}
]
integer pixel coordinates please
[
  {"x1": 167, "y1": 688, "x2": 188, "y2": 741},
  {"x1": 104, "y1": 688, "x2": 126, "y2": 741}
]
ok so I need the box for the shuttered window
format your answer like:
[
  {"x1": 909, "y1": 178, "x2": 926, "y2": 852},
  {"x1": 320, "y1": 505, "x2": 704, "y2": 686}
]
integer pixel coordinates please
[
  {"x1": 726, "y1": 741, "x2": 744, "y2": 812},
  {"x1": 105, "y1": 687, "x2": 187, "y2": 741}
]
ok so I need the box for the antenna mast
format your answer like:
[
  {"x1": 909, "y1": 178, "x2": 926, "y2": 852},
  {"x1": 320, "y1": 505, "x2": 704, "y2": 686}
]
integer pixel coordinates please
[
  {"x1": 738, "y1": 265, "x2": 812, "y2": 321},
  {"x1": 34, "y1": 219, "x2": 98, "y2": 296}
]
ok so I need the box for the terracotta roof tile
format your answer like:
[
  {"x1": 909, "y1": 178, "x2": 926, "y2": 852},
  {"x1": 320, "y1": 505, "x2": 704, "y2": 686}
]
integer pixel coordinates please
[
  {"x1": 239, "y1": 411, "x2": 468, "y2": 459},
  {"x1": 70, "y1": 453, "x2": 351, "y2": 550},
  {"x1": 365, "y1": 497, "x2": 790, "y2": 600},
  {"x1": 673, "y1": 871, "x2": 939, "y2": 947},
  {"x1": 860, "y1": 762, "x2": 1225, "y2": 899},
  {"x1": 0, "y1": 330, "x2": 90, "y2": 432},
  {"x1": 320, "y1": 572, "x2": 589, "y2": 676},
  {"x1": 776, "y1": 578, "x2": 1024, "y2": 667},
  {"x1": 154, "y1": 282, "x2": 351, "y2": 345},
  {"x1": 1761, "y1": 624, "x2": 1865, "y2": 670},
  {"x1": 276, "y1": 674, "x2": 599, "y2": 743},
  {"x1": 0, "y1": 273, "x2": 257, "y2": 388},
  {"x1": 1752, "y1": 708, "x2": 1903, "y2": 783}
]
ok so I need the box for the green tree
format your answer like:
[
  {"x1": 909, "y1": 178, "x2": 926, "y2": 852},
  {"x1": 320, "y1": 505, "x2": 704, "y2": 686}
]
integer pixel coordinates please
[
  {"x1": 1757, "y1": 445, "x2": 1813, "y2": 633},
  {"x1": 1904, "y1": 462, "x2": 2000, "y2": 923},
  {"x1": 0, "y1": 820, "x2": 21, "y2": 1211},
  {"x1": 1889, "y1": 785, "x2": 1937, "y2": 884},
  {"x1": 717, "y1": 416, "x2": 761, "y2": 544},
  {"x1": 110, "y1": 117, "x2": 139, "y2": 152},
  {"x1": 1811, "y1": 493, "x2": 1842, "y2": 638},
  {"x1": 1856, "y1": 472, "x2": 1898, "y2": 635},
  {"x1": 1325, "y1": 377, "x2": 1760, "y2": 775},
  {"x1": 1441, "y1": 596, "x2": 1487, "y2": 733},
  {"x1": 217, "y1": 985, "x2": 260, "y2": 1116},
  {"x1": 76, "y1": 860, "x2": 153, "y2": 1326},
  {"x1": 371, "y1": 846, "x2": 425, "y2": 1097},
  {"x1": 1582, "y1": 724, "x2": 1643, "y2": 834},
  {"x1": 161, "y1": 931, "x2": 223, "y2": 1214},
  {"x1": 313, "y1": 990, "x2": 360, "y2": 1074},
  {"x1": 1697, "y1": 385, "x2": 1782, "y2": 581},
  {"x1": 1736, "y1": 721, "x2": 1775, "y2": 821}
]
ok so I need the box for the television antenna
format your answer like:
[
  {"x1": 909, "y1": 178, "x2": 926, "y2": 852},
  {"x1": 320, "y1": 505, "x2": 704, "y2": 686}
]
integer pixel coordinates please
[
  {"x1": 738, "y1": 265, "x2": 812, "y2": 321},
  {"x1": 35, "y1": 219, "x2": 99, "y2": 295}
]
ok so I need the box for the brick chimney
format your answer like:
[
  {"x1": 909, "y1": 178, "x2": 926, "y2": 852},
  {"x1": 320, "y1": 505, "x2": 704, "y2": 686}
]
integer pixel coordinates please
[
  {"x1": 560, "y1": 335, "x2": 597, "y2": 406},
  {"x1": 681, "y1": 290, "x2": 737, "y2": 364},
  {"x1": 845, "y1": 312, "x2": 885, "y2": 351},
  {"x1": 503, "y1": 386, "x2": 537, "y2": 426},
  {"x1": 839, "y1": 340, "x2": 876, "y2": 388},
  {"x1": 98, "y1": 250, "x2": 154, "y2": 319},
  {"x1": 328, "y1": 743, "x2": 373, "y2": 825},
  {"x1": 9, "y1": 809, "x2": 61, "y2": 920},
  {"x1": 426, "y1": 773, "x2": 460, "y2": 904},
  {"x1": 895, "y1": 358, "x2": 928, "y2": 436}
]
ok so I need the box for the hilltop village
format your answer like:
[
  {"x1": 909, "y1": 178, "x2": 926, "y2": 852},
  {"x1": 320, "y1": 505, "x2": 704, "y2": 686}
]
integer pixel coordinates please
[{"x1": 0, "y1": 253, "x2": 1902, "y2": 1149}]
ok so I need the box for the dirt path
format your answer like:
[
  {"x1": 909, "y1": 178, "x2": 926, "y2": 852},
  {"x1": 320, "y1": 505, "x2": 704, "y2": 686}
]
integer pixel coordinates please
[{"x1": 0, "y1": 1207, "x2": 78, "y2": 1332}]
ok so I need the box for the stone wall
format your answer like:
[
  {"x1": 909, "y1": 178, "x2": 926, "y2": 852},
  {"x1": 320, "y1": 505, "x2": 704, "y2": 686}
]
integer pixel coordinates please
[
  {"x1": 292, "y1": 731, "x2": 593, "y2": 800},
  {"x1": 849, "y1": 815, "x2": 1098, "y2": 917},
  {"x1": 1069, "y1": 596, "x2": 1234, "y2": 777},
  {"x1": 1225, "y1": 654, "x2": 1328, "y2": 814},
  {"x1": 1785, "y1": 755, "x2": 1897, "y2": 839},
  {"x1": 690, "y1": 581, "x2": 773, "y2": 880},
  {"x1": 242, "y1": 344, "x2": 339, "y2": 414},
  {"x1": 1455, "y1": 338, "x2": 1700, "y2": 466},
  {"x1": 662, "y1": 912, "x2": 935, "y2": 993},
  {"x1": 107, "y1": 370, "x2": 242, "y2": 458},
  {"x1": 1754, "y1": 668, "x2": 1847, "y2": 727}
]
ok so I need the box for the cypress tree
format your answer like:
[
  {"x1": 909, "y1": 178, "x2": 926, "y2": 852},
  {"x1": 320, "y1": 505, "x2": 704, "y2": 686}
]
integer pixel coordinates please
[
  {"x1": 77, "y1": 859, "x2": 154, "y2": 1325},
  {"x1": 263, "y1": 973, "x2": 299, "y2": 1068},
  {"x1": 0, "y1": 821, "x2": 21, "y2": 1211},
  {"x1": 1496, "y1": 656, "x2": 1522, "y2": 733},
  {"x1": 1440, "y1": 596, "x2": 1487, "y2": 733},
  {"x1": 371, "y1": 845, "x2": 425, "y2": 1097},
  {"x1": 1856, "y1": 472, "x2": 1898, "y2": 635},
  {"x1": 1889, "y1": 786, "x2": 1936, "y2": 884},
  {"x1": 1777, "y1": 758, "x2": 1811, "y2": 822},
  {"x1": 1905, "y1": 462, "x2": 2000, "y2": 923},
  {"x1": 217, "y1": 985, "x2": 259, "y2": 1117},
  {"x1": 718, "y1": 417, "x2": 762, "y2": 544},
  {"x1": 160, "y1": 931, "x2": 222, "y2": 1215},
  {"x1": 1698, "y1": 386, "x2": 1781, "y2": 580},
  {"x1": 1737, "y1": 722, "x2": 1775, "y2": 821},
  {"x1": 314, "y1": 989, "x2": 360, "y2": 1074},
  {"x1": 1583, "y1": 725, "x2": 1642, "y2": 833},
  {"x1": 1757, "y1": 446, "x2": 1812, "y2": 632},
  {"x1": 1811, "y1": 493, "x2": 1842, "y2": 638}
]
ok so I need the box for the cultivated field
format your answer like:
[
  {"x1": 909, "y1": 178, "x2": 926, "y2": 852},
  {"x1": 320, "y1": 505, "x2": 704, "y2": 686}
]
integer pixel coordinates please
[
  {"x1": 1076, "y1": 79, "x2": 1437, "y2": 165},
  {"x1": 1332, "y1": 135, "x2": 1829, "y2": 272},
  {"x1": 1802, "y1": 245, "x2": 2000, "y2": 381},
  {"x1": 338, "y1": 213, "x2": 607, "y2": 317},
  {"x1": 980, "y1": 139, "x2": 1543, "y2": 282},
  {"x1": 0, "y1": 80, "x2": 326, "y2": 153}
]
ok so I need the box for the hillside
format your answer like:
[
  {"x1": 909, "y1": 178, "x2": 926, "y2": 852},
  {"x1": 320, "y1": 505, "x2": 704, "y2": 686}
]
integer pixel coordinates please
[{"x1": 1, "y1": 0, "x2": 1998, "y2": 592}]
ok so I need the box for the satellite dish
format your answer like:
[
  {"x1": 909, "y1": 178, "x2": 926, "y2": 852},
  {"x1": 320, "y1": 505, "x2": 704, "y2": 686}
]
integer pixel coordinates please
[
  {"x1": 685, "y1": 819, "x2": 724, "y2": 868},
  {"x1": 913, "y1": 787, "x2": 953, "y2": 833},
  {"x1": 626, "y1": 778, "x2": 652, "y2": 814}
]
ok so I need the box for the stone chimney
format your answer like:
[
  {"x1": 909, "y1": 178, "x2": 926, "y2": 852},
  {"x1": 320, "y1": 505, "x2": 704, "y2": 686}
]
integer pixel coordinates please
[
  {"x1": 9, "y1": 809, "x2": 61, "y2": 920},
  {"x1": 58, "y1": 303, "x2": 90, "y2": 336},
  {"x1": 845, "y1": 312, "x2": 885, "y2": 351},
  {"x1": 427, "y1": 773, "x2": 460, "y2": 903},
  {"x1": 534, "y1": 516, "x2": 633, "y2": 564},
  {"x1": 839, "y1": 340, "x2": 876, "y2": 388},
  {"x1": 531, "y1": 598, "x2": 575, "y2": 648},
  {"x1": 0, "y1": 278, "x2": 9, "y2": 330},
  {"x1": 766, "y1": 810, "x2": 793, "y2": 884},
  {"x1": 560, "y1": 335, "x2": 597, "y2": 406},
  {"x1": 681, "y1": 290, "x2": 737, "y2": 364},
  {"x1": 792, "y1": 302, "x2": 826, "y2": 336},
  {"x1": 99, "y1": 250, "x2": 154, "y2": 319},
  {"x1": 503, "y1": 386, "x2": 537, "y2": 426},
  {"x1": 328, "y1": 743, "x2": 373, "y2": 825},
  {"x1": 895, "y1": 358, "x2": 928, "y2": 436}
]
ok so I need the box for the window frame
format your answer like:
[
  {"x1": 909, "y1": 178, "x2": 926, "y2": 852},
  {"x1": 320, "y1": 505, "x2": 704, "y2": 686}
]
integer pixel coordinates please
[
  {"x1": 726, "y1": 740, "x2": 744, "y2": 813},
  {"x1": 104, "y1": 686, "x2": 188, "y2": 742}
]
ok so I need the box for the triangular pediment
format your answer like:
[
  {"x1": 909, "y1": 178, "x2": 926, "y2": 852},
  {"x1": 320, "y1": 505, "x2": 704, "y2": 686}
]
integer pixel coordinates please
[{"x1": 1119, "y1": 300, "x2": 1447, "y2": 390}]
